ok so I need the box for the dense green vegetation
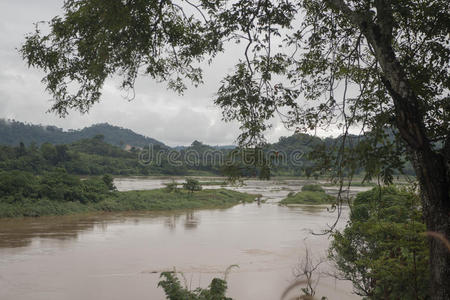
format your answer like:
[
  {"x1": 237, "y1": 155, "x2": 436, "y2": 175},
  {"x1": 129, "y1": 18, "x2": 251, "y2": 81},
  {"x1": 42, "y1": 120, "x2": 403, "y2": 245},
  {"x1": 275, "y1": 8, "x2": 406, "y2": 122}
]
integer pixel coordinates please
[
  {"x1": 279, "y1": 185, "x2": 335, "y2": 205},
  {"x1": 0, "y1": 170, "x2": 114, "y2": 204},
  {"x1": 0, "y1": 170, "x2": 114, "y2": 217},
  {"x1": 182, "y1": 178, "x2": 202, "y2": 194},
  {"x1": 0, "y1": 170, "x2": 256, "y2": 218},
  {"x1": 0, "y1": 120, "x2": 231, "y2": 176},
  {"x1": 1, "y1": 119, "x2": 415, "y2": 179},
  {"x1": 221, "y1": 134, "x2": 415, "y2": 181},
  {"x1": 329, "y1": 186, "x2": 429, "y2": 299},
  {"x1": 301, "y1": 184, "x2": 326, "y2": 193},
  {"x1": 0, "y1": 136, "x2": 221, "y2": 176}
]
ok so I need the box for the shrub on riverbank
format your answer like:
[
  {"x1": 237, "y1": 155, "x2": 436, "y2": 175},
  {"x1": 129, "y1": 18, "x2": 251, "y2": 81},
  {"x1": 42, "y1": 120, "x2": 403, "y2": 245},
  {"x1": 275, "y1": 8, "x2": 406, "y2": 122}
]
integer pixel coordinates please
[
  {"x1": 0, "y1": 170, "x2": 113, "y2": 205},
  {"x1": 329, "y1": 186, "x2": 429, "y2": 299},
  {"x1": 280, "y1": 185, "x2": 334, "y2": 205}
]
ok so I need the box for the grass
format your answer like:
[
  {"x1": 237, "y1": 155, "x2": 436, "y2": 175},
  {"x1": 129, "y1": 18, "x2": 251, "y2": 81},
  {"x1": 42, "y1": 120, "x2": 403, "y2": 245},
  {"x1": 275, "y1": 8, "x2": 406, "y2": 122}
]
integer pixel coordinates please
[
  {"x1": 280, "y1": 185, "x2": 335, "y2": 205},
  {"x1": 0, "y1": 189, "x2": 257, "y2": 218},
  {"x1": 301, "y1": 184, "x2": 325, "y2": 192},
  {"x1": 280, "y1": 191, "x2": 335, "y2": 205},
  {"x1": 95, "y1": 188, "x2": 255, "y2": 212}
]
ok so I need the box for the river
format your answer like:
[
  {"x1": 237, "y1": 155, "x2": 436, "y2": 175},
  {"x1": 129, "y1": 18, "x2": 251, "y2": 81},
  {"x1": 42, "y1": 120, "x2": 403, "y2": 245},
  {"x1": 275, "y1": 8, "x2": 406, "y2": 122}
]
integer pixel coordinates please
[{"x1": 0, "y1": 178, "x2": 369, "y2": 300}]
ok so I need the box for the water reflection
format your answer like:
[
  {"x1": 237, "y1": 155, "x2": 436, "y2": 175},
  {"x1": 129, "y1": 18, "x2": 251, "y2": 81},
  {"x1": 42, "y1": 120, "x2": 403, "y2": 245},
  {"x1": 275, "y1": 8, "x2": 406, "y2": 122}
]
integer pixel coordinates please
[
  {"x1": 164, "y1": 214, "x2": 180, "y2": 230},
  {"x1": 0, "y1": 216, "x2": 99, "y2": 249},
  {"x1": 162, "y1": 212, "x2": 200, "y2": 230},
  {"x1": 0, "y1": 210, "x2": 206, "y2": 251},
  {"x1": 184, "y1": 212, "x2": 199, "y2": 230},
  {"x1": 0, "y1": 208, "x2": 207, "y2": 250}
]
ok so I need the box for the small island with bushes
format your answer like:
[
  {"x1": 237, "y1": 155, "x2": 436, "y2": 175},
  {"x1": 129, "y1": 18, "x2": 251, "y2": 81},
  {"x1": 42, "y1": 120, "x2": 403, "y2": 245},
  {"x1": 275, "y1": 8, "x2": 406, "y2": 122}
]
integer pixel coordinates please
[
  {"x1": 0, "y1": 172, "x2": 257, "y2": 218},
  {"x1": 279, "y1": 184, "x2": 335, "y2": 205}
]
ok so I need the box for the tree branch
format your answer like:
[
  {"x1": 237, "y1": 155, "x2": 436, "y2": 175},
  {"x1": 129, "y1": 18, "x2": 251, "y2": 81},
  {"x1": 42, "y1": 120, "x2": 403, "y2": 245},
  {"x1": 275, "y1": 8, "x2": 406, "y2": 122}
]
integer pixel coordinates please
[{"x1": 327, "y1": 0, "x2": 431, "y2": 152}]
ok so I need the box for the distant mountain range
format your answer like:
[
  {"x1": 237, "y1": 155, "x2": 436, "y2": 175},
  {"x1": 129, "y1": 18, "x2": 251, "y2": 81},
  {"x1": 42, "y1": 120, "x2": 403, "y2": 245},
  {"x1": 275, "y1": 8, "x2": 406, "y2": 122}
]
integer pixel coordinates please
[{"x1": 0, "y1": 119, "x2": 166, "y2": 148}]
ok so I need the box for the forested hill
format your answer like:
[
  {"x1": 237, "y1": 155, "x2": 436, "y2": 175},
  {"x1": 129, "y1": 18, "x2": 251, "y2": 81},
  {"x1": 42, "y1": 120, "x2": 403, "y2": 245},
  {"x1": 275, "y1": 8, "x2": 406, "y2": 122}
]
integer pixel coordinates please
[{"x1": 0, "y1": 120, "x2": 165, "y2": 148}]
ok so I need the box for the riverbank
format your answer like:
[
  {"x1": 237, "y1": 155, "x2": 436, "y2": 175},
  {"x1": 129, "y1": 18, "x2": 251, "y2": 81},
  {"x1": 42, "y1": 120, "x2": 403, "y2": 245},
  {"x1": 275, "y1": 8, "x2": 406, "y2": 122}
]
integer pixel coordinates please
[{"x1": 0, "y1": 188, "x2": 258, "y2": 218}]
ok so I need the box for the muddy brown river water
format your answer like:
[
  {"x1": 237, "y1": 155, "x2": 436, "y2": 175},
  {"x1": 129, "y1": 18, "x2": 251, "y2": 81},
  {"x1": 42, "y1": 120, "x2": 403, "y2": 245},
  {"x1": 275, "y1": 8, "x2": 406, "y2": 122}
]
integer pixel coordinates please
[{"x1": 0, "y1": 178, "x2": 369, "y2": 300}]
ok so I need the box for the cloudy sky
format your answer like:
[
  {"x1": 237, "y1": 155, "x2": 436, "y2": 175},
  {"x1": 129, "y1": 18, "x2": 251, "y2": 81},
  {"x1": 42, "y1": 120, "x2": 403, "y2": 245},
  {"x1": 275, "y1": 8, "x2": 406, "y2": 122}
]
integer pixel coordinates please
[{"x1": 0, "y1": 1, "x2": 312, "y2": 146}]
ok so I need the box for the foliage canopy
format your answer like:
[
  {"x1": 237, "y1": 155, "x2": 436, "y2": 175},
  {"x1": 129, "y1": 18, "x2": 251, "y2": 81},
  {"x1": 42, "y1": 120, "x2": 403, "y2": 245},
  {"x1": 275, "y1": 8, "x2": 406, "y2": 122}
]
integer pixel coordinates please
[{"x1": 183, "y1": 178, "x2": 203, "y2": 194}]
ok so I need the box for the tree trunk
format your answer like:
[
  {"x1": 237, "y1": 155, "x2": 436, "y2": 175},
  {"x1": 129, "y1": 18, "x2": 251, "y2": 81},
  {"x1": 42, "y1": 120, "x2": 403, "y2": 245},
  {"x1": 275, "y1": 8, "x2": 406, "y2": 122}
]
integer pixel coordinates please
[
  {"x1": 411, "y1": 149, "x2": 450, "y2": 300},
  {"x1": 327, "y1": 1, "x2": 450, "y2": 297},
  {"x1": 357, "y1": 10, "x2": 450, "y2": 300}
]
